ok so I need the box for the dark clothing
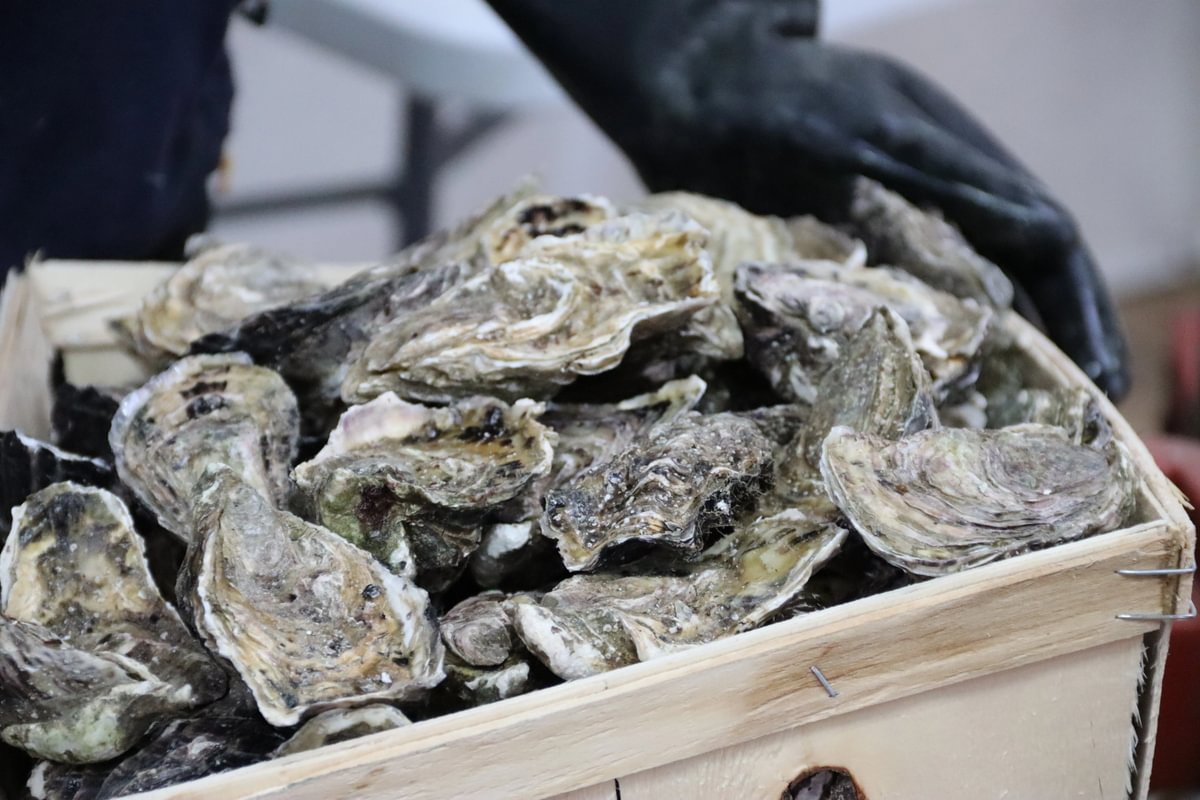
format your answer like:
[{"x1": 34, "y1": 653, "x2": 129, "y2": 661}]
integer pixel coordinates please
[{"x1": 0, "y1": 2, "x2": 239, "y2": 281}]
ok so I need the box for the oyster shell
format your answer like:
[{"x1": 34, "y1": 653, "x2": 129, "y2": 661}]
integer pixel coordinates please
[
  {"x1": 440, "y1": 592, "x2": 515, "y2": 667},
  {"x1": 820, "y1": 424, "x2": 1137, "y2": 576},
  {"x1": 0, "y1": 432, "x2": 112, "y2": 539},
  {"x1": 26, "y1": 761, "x2": 106, "y2": 800},
  {"x1": 342, "y1": 211, "x2": 718, "y2": 403},
  {"x1": 293, "y1": 393, "x2": 555, "y2": 590},
  {"x1": 986, "y1": 386, "x2": 1111, "y2": 447},
  {"x1": 542, "y1": 411, "x2": 773, "y2": 571},
  {"x1": 274, "y1": 706, "x2": 411, "y2": 757},
  {"x1": 84, "y1": 716, "x2": 285, "y2": 799},
  {"x1": 778, "y1": 307, "x2": 937, "y2": 496},
  {"x1": 847, "y1": 178, "x2": 1013, "y2": 308},
  {"x1": 734, "y1": 261, "x2": 992, "y2": 402},
  {"x1": 515, "y1": 501, "x2": 847, "y2": 680},
  {"x1": 441, "y1": 655, "x2": 536, "y2": 708},
  {"x1": 114, "y1": 243, "x2": 326, "y2": 365},
  {"x1": 0, "y1": 617, "x2": 195, "y2": 764},
  {"x1": 1, "y1": 483, "x2": 225, "y2": 704},
  {"x1": 109, "y1": 353, "x2": 300, "y2": 541},
  {"x1": 179, "y1": 465, "x2": 444, "y2": 726}
]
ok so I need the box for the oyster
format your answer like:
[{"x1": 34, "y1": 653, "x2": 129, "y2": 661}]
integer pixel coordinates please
[
  {"x1": 779, "y1": 307, "x2": 936, "y2": 495},
  {"x1": 986, "y1": 386, "x2": 1111, "y2": 447},
  {"x1": 114, "y1": 243, "x2": 326, "y2": 365},
  {"x1": 441, "y1": 655, "x2": 536, "y2": 708},
  {"x1": 631, "y1": 192, "x2": 868, "y2": 367},
  {"x1": 0, "y1": 432, "x2": 112, "y2": 538},
  {"x1": 820, "y1": 424, "x2": 1137, "y2": 576},
  {"x1": 109, "y1": 353, "x2": 299, "y2": 541},
  {"x1": 274, "y1": 706, "x2": 411, "y2": 757},
  {"x1": 515, "y1": 501, "x2": 847, "y2": 680},
  {"x1": 847, "y1": 178, "x2": 1013, "y2": 308},
  {"x1": 26, "y1": 761, "x2": 106, "y2": 800},
  {"x1": 179, "y1": 465, "x2": 444, "y2": 726},
  {"x1": 85, "y1": 716, "x2": 285, "y2": 799},
  {"x1": 733, "y1": 261, "x2": 992, "y2": 402},
  {"x1": 542, "y1": 411, "x2": 773, "y2": 571},
  {"x1": 1, "y1": 483, "x2": 224, "y2": 704},
  {"x1": 342, "y1": 211, "x2": 718, "y2": 403},
  {"x1": 0, "y1": 618, "x2": 195, "y2": 764},
  {"x1": 440, "y1": 592, "x2": 515, "y2": 667},
  {"x1": 293, "y1": 393, "x2": 554, "y2": 590}
]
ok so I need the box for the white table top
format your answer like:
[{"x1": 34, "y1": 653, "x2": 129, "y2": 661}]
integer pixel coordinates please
[{"x1": 268, "y1": 0, "x2": 567, "y2": 108}]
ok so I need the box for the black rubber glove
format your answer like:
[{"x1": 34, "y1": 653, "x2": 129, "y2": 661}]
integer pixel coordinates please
[
  {"x1": 0, "y1": 1, "x2": 240, "y2": 281},
  {"x1": 487, "y1": 0, "x2": 1131, "y2": 399}
]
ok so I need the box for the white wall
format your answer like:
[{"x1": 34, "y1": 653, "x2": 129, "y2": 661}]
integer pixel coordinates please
[{"x1": 210, "y1": 0, "x2": 1200, "y2": 296}]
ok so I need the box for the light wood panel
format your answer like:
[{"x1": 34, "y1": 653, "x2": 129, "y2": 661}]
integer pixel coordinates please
[{"x1": 619, "y1": 637, "x2": 1145, "y2": 800}]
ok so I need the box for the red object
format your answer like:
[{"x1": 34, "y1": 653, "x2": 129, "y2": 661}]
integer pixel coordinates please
[{"x1": 1145, "y1": 438, "x2": 1200, "y2": 791}]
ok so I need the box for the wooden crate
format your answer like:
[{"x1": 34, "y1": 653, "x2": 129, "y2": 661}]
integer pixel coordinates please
[{"x1": 0, "y1": 261, "x2": 1194, "y2": 800}]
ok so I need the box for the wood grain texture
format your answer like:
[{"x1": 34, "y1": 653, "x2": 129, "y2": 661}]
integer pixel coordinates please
[
  {"x1": 0, "y1": 272, "x2": 54, "y2": 437},
  {"x1": 618, "y1": 636, "x2": 1146, "y2": 800},
  {"x1": 545, "y1": 782, "x2": 618, "y2": 800}
]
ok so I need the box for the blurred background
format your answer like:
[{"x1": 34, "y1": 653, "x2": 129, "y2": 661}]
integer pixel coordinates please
[{"x1": 208, "y1": 0, "x2": 1200, "y2": 433}]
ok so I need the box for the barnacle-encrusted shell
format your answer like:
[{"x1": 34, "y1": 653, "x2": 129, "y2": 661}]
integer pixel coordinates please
[
  {"x1": 515, "y1": 501, "x2": 847, "y2": 679},
  {"x1": 114, "y1": 243, "x2": 326, "y2": 365},
  {"x1": 0, "y1": 617, "x2": 194, "y2": 764},
  {"x1": 274, "y1": 706, "x2": 411, "y2": 757},
  {"x1": 820, "y1": 424, "x2": 1137, "y2": 576},
  {"x1": 1, "y1": 483, "x2": 224, "y2": 704},
  {"x1": 293, "y1": 393, "x2": 555, "y2": 590},
  {"x1": 342, "y1": 212, "x2": 718, "y2": 403},
  {"x1": 848, "y1": 178, "x2": 1013, "y2": 308},
  {"x1": 109, "y1": 354, "x2": 299, "y2": 541},
  {"x1": 986, "y1": 386, "x2": 1111, "y2": 447},
  {"x1": 734, "y1": 261, "x2": 991, "y2": 402},
  {"x1": 542, "y1": 412, "x2": 773, "y2": 571},
  {"x1": 179, "y1": 465, "x2": 444, "y2": 726}
]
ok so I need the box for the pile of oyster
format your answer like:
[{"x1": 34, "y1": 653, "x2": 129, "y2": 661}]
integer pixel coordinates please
[{"x1": 0, "y1": 181, "x2": 1139, "y2": 798}]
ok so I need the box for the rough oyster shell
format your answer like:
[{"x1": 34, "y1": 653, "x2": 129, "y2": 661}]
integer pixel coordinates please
[
  {"x1": 293, "y1": 393, "x2": 555, "y2": 590},
  {"x1": 0, "y1": 618, "x2": 194, "y2": 764},
  {"x1": 1, "y1": 483, "x2": 224, "y2": 704},
  {"x1": 779, "y1": 307, "x2": 937, "y2": 495},
  {"x1": 986, "y1": 386, "x2": 1111, "y2": 448},
  {"x1": 515, "y1": 501, "x2": 847, "y2": 680},
  {"x1": 441, "y1": 655, "x2": 536, "y2": 708},
  {"x1": 820, "y1": 424, "x2": 1137, "y2": 576},
  {"x1": 734, "y1": 261, "x2": 992, "y2": 402},
  {"x1": 114, "y1": 243, "x2": 326, "y2": 365},
  {"x1": 440, "y1": 592, "x2": 515, "y2": 667},
  {"x1": 542, "y1": 411, "x2": 773, "y2": 571},
  {"x1": 26, "y1": 760, "x2": 106, "y2": 800},
  {"x1": 179, "y1": 465, "x2": 444, "y2": 726},
  {"x1": 109, "y1": 353, "x2": 299, "y2": 541},
  {"x1": 0, "y1": 432, "x2": 112, "y2": 539},
  {"x1": 847, "y1": 178, "x2": 1013, "y2": 308},
  {"x1": 342, "y1": 211, "x2": 718, "y2": 403},
  {"x1": 274, "y1": 706, "x2": 411, "y2": 758}
]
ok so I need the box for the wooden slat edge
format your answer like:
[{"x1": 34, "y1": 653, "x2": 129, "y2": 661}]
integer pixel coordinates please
[{"x1": 131, "y1": 522, "x2": 1178, "y2": 800}]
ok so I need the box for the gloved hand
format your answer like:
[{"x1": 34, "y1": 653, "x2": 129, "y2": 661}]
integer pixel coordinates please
[{"x1": 488, "y1": 0, "x2": 1130, "y2": 399}]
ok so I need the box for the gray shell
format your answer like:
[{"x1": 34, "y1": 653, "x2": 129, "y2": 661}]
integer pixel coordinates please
[
  {"x1": 178, "y1": 465, "x2": 444, "y2": 726},
  {"x1": 1, "y1": 483, "x2": 225, "y2": 707},
  {"x1": 292, "y1": 393, "x2": 555, "y2": 591},
  {"x1": 113, "y1": 243, "x2": 326, "y2": 365},
  {"x1": 541, "y1": 411, "x2": 773, "y2": 571},
  {"x1": 734, "y1": 261, "x2": 991, "y2": 402},
  {"x1": 820, "y1": 424, "x2": 1137, "y2": 576},
  {"x1": 274, "y1": 706, "x2": 411, "y2": 757},
  {"x1": 108, "y1": 353, "x2": 299, "y2": 541},
  {"x1": 514, "y1": 499, "x2": 847, "y2": 680},
  {"x1": 848, "y1": 178, "x2": 1013, "y2": 308},
  {"x1": 342, "y1": 212, "x2": 718, "y2": 403},
  {"x1": 986, "y1": 386, "x2": 1112, "y2": 448}
]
